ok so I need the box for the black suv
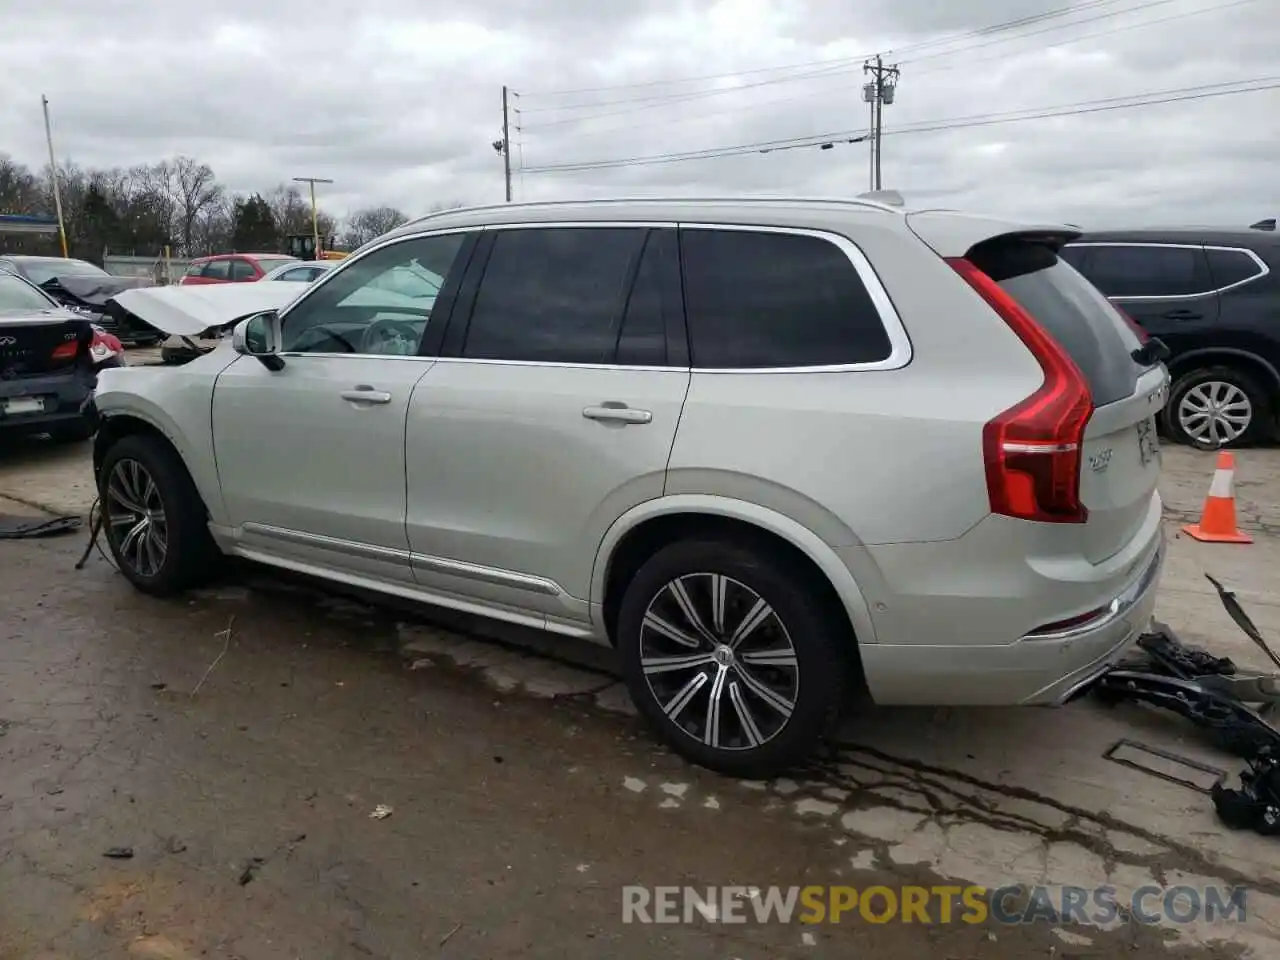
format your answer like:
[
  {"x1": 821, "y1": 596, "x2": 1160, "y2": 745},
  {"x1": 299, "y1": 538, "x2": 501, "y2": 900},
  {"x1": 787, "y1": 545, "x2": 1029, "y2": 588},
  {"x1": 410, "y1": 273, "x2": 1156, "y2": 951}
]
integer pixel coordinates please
[{"x1": 1063, "y1": 228, "x2": 1280, "y2": 449}]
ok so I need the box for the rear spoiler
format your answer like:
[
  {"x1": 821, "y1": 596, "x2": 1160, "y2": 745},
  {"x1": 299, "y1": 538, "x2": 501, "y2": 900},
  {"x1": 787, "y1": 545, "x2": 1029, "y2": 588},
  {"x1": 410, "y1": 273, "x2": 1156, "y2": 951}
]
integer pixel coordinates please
[{"x1": 905, "y1": 210, "x2": 1082, "y2": 258}]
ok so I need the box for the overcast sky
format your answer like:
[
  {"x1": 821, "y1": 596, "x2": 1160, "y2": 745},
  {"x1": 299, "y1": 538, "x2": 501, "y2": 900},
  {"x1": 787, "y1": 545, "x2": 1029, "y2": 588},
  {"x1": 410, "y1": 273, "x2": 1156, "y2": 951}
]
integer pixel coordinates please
[{"x1": 2, "y1": 0, "x2": 1276, "y2": 227}]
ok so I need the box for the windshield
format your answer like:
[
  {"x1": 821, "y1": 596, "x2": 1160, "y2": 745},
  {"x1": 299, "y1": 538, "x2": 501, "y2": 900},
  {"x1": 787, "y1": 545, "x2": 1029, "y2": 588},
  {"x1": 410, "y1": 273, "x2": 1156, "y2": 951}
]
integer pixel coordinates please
[
  {"x1": 254, "y1": 257, "x2": 297, "y2": 273},
  {"x1": 0, "y1": 273, "x2": 58, "y2": 311},
  {"x1": 21, "y1": 259, "x2": 110, "y2": 285}
]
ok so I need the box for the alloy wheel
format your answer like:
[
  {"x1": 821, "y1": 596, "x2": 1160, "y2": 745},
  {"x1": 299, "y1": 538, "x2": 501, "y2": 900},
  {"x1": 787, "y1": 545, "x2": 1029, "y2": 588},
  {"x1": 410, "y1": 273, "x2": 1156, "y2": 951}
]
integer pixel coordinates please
[
  {"x1": 105, "y1": 458, "x2": 169, "y2": 578},
  {"x1": 639, "y1": 573, "x2": 799, "y2": 751},
  {"x1": 1178, "y1": 381, "x2": 1252, "y2": 446}
]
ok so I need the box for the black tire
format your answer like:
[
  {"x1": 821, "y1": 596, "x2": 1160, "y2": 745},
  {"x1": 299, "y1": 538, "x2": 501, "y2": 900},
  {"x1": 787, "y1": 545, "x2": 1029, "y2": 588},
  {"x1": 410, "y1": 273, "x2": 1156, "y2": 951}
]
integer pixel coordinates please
[
  {"x1": 97, "y1": 433, "x2": 219, "y2": 595},
  {"x1": 49, "y1": 419, "x2": 94, "y2": 443},
  {"x1": 616, "y1": 538, "x2": 847, "y2": 778},
  {"x1": 1162, "y1": 365, "x2": 1274, "y2": 450}
]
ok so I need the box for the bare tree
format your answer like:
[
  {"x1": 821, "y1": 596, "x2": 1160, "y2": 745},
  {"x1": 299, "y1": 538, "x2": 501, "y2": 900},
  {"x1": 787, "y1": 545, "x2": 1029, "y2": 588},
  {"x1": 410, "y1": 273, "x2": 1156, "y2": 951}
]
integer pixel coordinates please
[
  {"x1": 171, "y1": 156, "x2": 222, "y2": 255},
  {"x1": 341, "y1": 205, "x2": 410, "y2": 247},
  {"x1": 0, "y1": 153, "x2": 41, "y2": 214}
]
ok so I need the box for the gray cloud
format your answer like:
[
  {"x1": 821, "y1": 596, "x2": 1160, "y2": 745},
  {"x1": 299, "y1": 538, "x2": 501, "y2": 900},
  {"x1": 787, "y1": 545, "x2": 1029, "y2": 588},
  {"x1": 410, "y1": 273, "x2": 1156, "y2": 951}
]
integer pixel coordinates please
[{"x1": 2, "y1": 0, "x2": 1276, "y2": 227}]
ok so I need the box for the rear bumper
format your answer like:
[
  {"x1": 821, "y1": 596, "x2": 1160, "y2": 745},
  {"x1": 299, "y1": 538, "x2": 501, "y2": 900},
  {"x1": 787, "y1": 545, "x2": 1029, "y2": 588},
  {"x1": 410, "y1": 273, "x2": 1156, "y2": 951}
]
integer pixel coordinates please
[
  {"x1": 856, "y1": 517, "x2": 1165, "y2": 706},
  {"x1": 0, "y1": 370, "x2": 95, "y2": 433}
]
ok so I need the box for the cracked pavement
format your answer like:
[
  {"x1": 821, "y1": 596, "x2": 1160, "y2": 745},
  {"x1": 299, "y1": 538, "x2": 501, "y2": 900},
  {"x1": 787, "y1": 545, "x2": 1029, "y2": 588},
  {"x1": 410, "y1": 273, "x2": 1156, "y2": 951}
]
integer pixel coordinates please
[{"x1": 3, "y1": 421, "x2": 1280, "y2": 957}]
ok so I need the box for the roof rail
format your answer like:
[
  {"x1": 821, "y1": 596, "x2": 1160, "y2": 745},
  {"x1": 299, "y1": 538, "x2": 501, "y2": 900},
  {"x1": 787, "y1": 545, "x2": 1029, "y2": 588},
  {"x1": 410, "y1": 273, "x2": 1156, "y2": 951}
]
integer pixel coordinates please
[{"x1": 403, "y1": 194, "x2": 908, "y2": 227}]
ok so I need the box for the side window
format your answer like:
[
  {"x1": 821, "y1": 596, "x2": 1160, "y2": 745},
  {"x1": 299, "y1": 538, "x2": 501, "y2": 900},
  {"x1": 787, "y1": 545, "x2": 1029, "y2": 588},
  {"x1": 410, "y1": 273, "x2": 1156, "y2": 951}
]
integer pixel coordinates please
[
  {"x1": 462, "y1": 227, "x2": 645, "y2": 364},
  {"x1": 278, "y1": 267, "x2": 312, "y2": 282},
  {"x1": 1058, "y1": 246, "x2": 1090, "y2": 272},
  {"x1": 279, "y1": 232, "x2": 467, "y2": 356},
  {"x1": 679, "y1": 228, "x2": 891, "y2": 368},
  {"x1": 229, "y1": 258, "x2": 257, "y2": 281},
  {"x1": 203, "y1": 259, "x2": 231, "y2": 281},
  {"x1": 1083, "y1": 245, "x2": 1209, "y2": 298},
  {"x1": 1206, "y1": 249, "x2": 1264, "y2": 289},
  {"x1": 183, "y1": 261, "x2": 205, "y2": 278},
  {"x1": 615, "y1": 230, "x2": 672, "y2": 367}
]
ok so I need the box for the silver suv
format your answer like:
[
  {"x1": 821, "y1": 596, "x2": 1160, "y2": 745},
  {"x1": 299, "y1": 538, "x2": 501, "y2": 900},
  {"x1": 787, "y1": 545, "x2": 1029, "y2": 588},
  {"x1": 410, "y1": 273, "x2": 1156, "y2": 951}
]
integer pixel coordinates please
[{"x1": 90, "y1": 196, "x2": 1169, "y2": 777}]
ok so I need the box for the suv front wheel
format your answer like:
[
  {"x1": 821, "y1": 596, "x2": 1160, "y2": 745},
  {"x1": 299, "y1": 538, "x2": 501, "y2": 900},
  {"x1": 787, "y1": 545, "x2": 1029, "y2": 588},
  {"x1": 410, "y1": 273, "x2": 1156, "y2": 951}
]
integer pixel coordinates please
[
  {"x1": 616, "y1": 538, "x2": 846, "y2": 778},
  {"x1": 98, "y1": 433, "x2": 219, "y2": 595},
  {"x1": 1164, "y1": 365, "x2": 1273, "y2": 450}
]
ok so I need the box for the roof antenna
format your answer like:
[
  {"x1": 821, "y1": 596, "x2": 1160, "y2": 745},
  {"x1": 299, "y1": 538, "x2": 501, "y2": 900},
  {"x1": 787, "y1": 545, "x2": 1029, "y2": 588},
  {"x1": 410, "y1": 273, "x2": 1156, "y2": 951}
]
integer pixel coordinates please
[{"x1": 858, "y1": 189, "x2": 905, "y2": 207}]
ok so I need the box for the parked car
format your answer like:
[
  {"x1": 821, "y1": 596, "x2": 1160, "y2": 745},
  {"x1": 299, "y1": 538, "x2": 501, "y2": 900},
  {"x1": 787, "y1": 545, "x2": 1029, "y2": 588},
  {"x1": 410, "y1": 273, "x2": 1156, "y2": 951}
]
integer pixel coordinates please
[
  {"x1": 88, "y1": 196, "x2": 1167, "y2": 776},
  {"x1": 0, "y1": 270, "x2": 124, "y2": 441},
  {"x1": 260, "y1": 260, "x2": 337, "y2": 283},
  {"x1": 1063, "y1": 228, "x2": 1280, "y2": 449},
  {"x1": 179, "y1": 253, "x2": 299, "y2": 286},
  {"x1": 0, "y1": 255, "x2": 161, "y2": 345}
]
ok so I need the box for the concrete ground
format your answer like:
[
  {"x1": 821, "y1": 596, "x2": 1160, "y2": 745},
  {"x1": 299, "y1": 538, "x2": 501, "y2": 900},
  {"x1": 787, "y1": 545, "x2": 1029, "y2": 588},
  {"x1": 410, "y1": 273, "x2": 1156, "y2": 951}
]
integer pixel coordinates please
[{"x1": 3, "y1": 369, "x2": 1280, "y2": 957}]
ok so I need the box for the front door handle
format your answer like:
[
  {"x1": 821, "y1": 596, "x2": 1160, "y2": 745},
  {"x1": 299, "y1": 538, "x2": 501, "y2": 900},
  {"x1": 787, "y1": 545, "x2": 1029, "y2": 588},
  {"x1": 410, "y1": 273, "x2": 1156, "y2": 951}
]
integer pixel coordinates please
[
  {"x1": 1162, "y1": 309, "x2": 1202, "y2": 321},
  {"x1": 341, "y1": 385, "x2": 392, "y2": 405},
  {"x1": 583, "y1": 403, "x2": 652, "y2": 425}
]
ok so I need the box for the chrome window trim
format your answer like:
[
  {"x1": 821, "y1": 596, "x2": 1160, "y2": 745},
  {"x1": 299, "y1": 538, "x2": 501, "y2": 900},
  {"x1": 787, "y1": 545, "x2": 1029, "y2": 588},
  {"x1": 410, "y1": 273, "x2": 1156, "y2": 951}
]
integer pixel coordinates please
[
  {"x1": 276, "y1": 219, "x2": 912, "y2": 373},
  {"x1": 1069, "y1": 241, "x2": 1270, "y2": 301}
]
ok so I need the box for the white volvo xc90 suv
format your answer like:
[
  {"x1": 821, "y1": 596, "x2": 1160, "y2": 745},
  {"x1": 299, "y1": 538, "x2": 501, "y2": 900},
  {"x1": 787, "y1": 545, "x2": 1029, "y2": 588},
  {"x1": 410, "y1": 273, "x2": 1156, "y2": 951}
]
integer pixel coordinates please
[{"x1": 90, "y1": 195, "x2": 1170, "y2": 776}]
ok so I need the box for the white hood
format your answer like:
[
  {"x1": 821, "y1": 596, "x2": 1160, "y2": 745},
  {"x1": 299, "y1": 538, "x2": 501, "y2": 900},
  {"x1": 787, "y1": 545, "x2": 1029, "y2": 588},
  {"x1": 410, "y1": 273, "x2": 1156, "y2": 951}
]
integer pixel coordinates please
[{"x1": 112, "y1": 281, "x2": 304, "y2": 337}]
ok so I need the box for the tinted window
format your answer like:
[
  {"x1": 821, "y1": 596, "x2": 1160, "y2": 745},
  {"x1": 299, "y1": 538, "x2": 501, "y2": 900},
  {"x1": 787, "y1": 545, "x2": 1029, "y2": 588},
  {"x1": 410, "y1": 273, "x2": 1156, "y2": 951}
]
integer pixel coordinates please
[
  {"x1": 970, "y1": 239, "x2": 1146, "y2": 406},
  {"x1": 203, "y1": 259, "x2": 231, "y2": 280},
  {"x1": 1082, "y1": 245, "x2": 1208, "y2": 298},
  {"x1": 1206, "y1": 248, "x2": 1264, "y2": 289},
  {"x1": 1058, "y1": 246, "x2": 1089, "y2": 271},
  {"x1": 616, "y1": 231, "x2": 670, "y2": 367},
  {"x1": 679, "y1": 229, "x2": 891, "y2": 368},
  {"x1": 184, "y1": 261, "x2": 205, "y2": 277},
  {"x1": 280, "y1": 233, "x2": 465, "y2": 355},
  {"x1": 463, "y1": 227, "x2": 644, "y2": 364},
  {"x1": 229, "y1": 259, "x2": 257, "y2": 281}
]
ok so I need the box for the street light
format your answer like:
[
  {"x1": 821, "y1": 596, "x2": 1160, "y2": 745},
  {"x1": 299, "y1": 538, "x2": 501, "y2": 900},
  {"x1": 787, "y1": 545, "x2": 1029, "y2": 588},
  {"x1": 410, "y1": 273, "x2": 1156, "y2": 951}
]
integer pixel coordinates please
[{"x1": 292, "y1": 176, "x2": 333, "y2": 258}]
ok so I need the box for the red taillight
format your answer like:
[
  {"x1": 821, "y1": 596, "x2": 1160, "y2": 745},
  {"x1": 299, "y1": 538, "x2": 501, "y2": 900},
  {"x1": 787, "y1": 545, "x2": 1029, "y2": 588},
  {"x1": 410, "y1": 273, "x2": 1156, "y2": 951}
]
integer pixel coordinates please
[
  {"x1": 51, "y1": 340, "x2": 79, "y2": 361},
  {"x1": 947, "y1": 257, "x2": 1093, "y2": 524},
  {"x1": 1113, "y1": 305, "x2": 1149, "y2": 344}
]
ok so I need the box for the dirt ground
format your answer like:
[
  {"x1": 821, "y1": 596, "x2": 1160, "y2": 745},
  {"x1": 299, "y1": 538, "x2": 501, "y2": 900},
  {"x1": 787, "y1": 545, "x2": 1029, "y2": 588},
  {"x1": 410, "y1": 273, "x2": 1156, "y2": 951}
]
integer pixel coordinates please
[{"x1": 3, "y1": 385, "x2": 1280, "y2": 958}]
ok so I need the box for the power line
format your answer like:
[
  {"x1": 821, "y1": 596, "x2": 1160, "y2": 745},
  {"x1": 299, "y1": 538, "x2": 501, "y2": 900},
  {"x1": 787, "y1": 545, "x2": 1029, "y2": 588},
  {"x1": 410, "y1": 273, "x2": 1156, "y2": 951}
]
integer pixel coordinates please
[
  {"x1": 516, "y1": 0, "x2": 1135, "y2": 100},
  {"x1": 516, "y1": 76, "x2": 1280, "y2": 175},
  {"x1": 517, "y1": 0, "x2": 1256, "y2": 143},
  {"x1": 516, "y1": 0, "x2": 1180, "y2": 118}
]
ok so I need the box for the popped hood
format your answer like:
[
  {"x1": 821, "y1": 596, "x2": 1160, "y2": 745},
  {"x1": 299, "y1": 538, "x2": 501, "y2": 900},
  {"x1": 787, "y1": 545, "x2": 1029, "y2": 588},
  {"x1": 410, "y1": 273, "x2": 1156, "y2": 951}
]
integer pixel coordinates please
[{"x1": 110, "y1": 281, "x2": 305, "y2": 338}]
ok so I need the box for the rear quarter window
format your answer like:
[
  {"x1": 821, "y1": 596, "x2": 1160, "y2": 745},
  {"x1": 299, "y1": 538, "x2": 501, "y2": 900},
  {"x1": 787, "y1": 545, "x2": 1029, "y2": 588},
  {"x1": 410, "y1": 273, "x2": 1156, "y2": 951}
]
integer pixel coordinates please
[
  {"x1": 1206, "y1": 248, "x2": 1266, "y2": 289},
  {"x1": 969, "y1": 240, "x2": 1147, "y2": 407},
  {"x1": 679, "y1": 228, "x2": 892, "y2": 368}
]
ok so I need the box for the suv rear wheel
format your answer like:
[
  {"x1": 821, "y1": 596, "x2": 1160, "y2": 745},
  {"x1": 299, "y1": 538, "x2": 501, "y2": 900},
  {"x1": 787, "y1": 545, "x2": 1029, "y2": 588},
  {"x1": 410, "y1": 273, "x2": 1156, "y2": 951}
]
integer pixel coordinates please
[
  {"x1": 1164, "y1": 365, "x2": 1273, "y2": 449},
  {"x1": 98, "y1": 434, "x2": 219, "y2": 595},
  {"x1": 616, "y1": 538, "x2": 846, "y2": 778}
]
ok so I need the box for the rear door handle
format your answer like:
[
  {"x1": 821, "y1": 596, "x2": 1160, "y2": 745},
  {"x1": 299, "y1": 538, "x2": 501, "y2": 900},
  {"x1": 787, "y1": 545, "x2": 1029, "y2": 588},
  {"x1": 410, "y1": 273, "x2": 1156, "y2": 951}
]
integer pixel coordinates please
[
  {"x1": 341, "y1": 385, "x2": 392, "y2": 405},
  {"x1": 583, "y1": 404, "x2": 652, "y2": 425},
  {"x1": 1162, "y1": 309, "x2": 1202, "y2": 321}
]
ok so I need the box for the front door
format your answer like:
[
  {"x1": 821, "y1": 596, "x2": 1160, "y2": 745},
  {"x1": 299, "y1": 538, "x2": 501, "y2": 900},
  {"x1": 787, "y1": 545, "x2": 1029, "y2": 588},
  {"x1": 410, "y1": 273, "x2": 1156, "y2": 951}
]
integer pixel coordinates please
[
  {"x1": 211, "y1": 230, "x2": 475, "y2": 585},
  {"x1": 404, "y1": 226, "x2": 690, "y2": 625}
]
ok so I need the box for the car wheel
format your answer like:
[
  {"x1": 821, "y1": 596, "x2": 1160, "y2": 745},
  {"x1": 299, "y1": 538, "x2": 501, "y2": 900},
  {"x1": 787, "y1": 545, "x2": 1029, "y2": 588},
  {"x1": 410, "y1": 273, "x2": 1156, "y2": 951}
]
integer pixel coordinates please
[
  {"x1": 616, "y1": 538, "x2": 847, "y2": 778},
  {"x1": 50, "y1": 420, "x2": 94, "y2": 443},
  {"x1": 98, "y1": 433, "x2": 219, "y2": 595},
  {"x1": 1163, "y1": 365, "x2": 1273, "y2": 450}
]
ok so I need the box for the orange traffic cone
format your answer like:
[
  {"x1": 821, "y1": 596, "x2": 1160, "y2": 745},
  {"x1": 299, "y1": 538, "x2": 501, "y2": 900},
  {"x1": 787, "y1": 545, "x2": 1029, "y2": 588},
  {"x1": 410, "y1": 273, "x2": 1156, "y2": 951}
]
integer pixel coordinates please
[{"x1": 1183, "y1": 451, "x2": 1253, "y2": 543}]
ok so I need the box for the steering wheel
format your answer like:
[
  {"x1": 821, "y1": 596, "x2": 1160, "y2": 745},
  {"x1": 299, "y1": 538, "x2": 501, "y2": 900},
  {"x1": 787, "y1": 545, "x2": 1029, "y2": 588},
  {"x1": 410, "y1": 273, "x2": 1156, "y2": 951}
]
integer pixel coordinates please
[
  {"x1": 287, "y1": 323, "x2": 359, "y2": 353},
  {"x1": 360, "y1": 316, "x2": 422, "y2": 355}
]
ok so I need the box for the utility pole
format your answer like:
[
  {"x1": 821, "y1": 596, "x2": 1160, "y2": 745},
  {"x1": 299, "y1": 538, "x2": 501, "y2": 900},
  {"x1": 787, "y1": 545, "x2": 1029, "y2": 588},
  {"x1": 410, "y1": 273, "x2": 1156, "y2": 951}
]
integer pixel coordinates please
[
  {"x1": 292, "y1": 176, "x2": 333, "y2": 258},
  {"x1": 40, "y1": 95, "x2": 69, "y2": 258},
  {"x1": 493, "y1": 86, "x2": 513, "y2": 202},
  {"x1": 862, "y1": 57, "x2": 899, "y2": 192}
]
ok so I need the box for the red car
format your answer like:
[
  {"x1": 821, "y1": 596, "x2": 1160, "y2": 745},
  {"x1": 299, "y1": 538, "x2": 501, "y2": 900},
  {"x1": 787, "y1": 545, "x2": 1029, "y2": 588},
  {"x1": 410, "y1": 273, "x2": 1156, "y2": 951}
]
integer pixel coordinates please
[{"x1": 179, "y1": 253, "x2": 298, "y2": 286}]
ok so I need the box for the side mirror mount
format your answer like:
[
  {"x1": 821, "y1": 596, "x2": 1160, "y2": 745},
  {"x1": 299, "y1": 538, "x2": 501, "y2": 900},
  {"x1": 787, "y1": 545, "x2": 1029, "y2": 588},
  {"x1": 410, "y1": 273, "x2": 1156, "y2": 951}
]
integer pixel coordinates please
[{"x1": 232, "y1": 311, "x2": 285, "y2": 371}]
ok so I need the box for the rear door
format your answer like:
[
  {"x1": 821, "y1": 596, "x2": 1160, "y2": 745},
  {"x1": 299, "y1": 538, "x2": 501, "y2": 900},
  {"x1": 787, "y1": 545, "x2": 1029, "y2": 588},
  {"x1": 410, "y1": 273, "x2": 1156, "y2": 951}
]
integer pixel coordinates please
[
  {"x1": 971, "y1": 240, "x2": 1167, "y2": 564},
  {"x1": 404, "y1": 225, "x2": 690, "y2": 620},
  {"x1": 1069, "y1": 242, "x2": 1220, "y2": 350}
]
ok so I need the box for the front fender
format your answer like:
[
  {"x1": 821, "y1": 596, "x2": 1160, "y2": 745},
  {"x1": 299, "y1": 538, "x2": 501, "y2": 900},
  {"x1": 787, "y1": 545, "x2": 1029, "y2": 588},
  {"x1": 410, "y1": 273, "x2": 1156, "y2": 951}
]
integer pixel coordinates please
[
  {"x1": 590, "y1": 494, "x2": 881, "y2": 645},
  {"x1": 94, "y1": 361, "x2": 230, "y2": 525}
]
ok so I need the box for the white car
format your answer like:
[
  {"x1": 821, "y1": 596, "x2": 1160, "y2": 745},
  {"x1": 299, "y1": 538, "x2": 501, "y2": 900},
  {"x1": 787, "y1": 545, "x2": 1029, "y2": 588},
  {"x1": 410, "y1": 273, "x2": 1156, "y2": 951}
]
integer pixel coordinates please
[
  {"x1": 260, "y1": 260, "x2": 338, "y2": 284},
  {"x1": 88, "y1": 196, "x2": 1168, "y2": 776}
]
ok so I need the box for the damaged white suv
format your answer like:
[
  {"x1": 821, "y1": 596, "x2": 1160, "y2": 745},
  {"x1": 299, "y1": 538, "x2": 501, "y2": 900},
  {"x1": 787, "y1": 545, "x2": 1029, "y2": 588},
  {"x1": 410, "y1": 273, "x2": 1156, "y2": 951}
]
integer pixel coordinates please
[{"x1": 90, "y1": 196, "x2": 1169, "y2": 777}]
